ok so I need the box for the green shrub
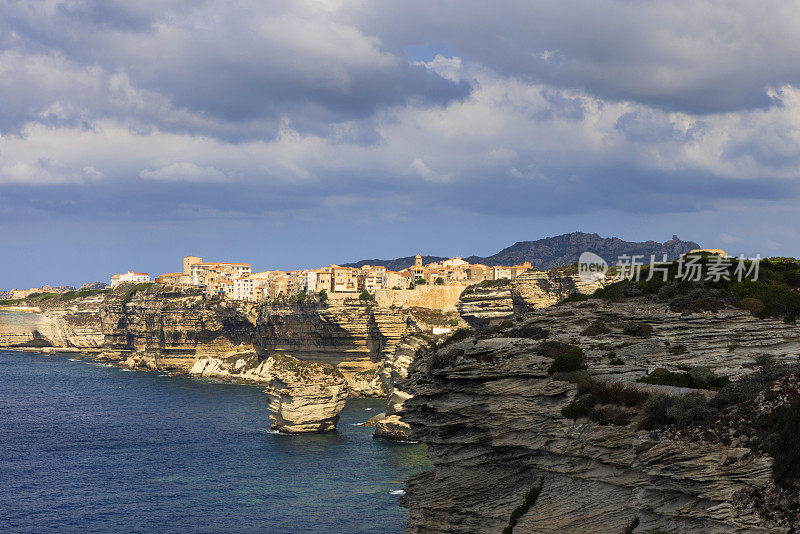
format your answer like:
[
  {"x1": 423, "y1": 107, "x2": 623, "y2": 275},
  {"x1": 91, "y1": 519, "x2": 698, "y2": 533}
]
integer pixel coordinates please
[
  {"x1": 622, "y1": 322, "x2": 653, "y2": 337},
  {"x1": 509, "y1": 324, "x2": 549, "y2": 340},
  {"x1": 359, "y1": 290, "x2": 375, "y2": 302},
  {"x1": 547, "y1": 348, "x2": 586, "y2": 374},
  {"x1": 644, "y1": 394, "x2": 674, "y2": 422},
  {"x1": 536, "y1": 340, "x2": 575, "y2": 358},
  {"x1": 581, "y1": 319, "x2": 610, "y2": 337},
  {"x1": 560, "y1": 292, "x2": 590, "y2": 303},
  {"x1": 623, "y1": 516, "x2": 640, "y2": 534},
  {"x1": 478, "y1": 278, "x2": 510, "y2": 288},
  {"x1": 435, "y1": 277, "x2": 444, "y2": 285},
  {"x1": 665, "y1": 393, "x2": 708, "y2": 421},
  {"x1": 561, "y1": 399, "x2": 591, "y2": 419},
  {"x1": 610, "y1": 358, "x2": 625, "y2": 366},
  {"x1": 638, "y1": 368, "x2": 728, "y2": 390},
  {"x1": 448, "y1": 319, "x2": 459, "y2": 327},
  {"x1": 502, "y1": 478, "x2": 544, "y2": 534},
  {"x1": 668, "y1": 344, "x2": 688, "y2": 354},
  {"x1": 766, "y1": 399, "x2": 800, "y2": 485},
  {"x1": 318, "y1": 289, "x2": 328, "y2": 302},
  {"x1": 588, "y1": 381, "x2": 649, "y2": 407},
  {"x1": 738, "y1": 297, "x2": 765, "y2": 314}
]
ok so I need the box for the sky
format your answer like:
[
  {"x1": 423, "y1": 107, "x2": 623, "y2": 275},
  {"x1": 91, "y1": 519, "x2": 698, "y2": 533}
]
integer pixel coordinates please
[{"x1": 2, "y1": 0, "x2": 800, "y2": 288}]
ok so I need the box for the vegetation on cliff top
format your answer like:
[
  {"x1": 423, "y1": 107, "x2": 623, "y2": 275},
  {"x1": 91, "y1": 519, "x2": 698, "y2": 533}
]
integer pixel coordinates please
[
  {"x1": 638, "y1": 367, "x2": 729, "y2": 390},
  {"x1": 1, "y1": 288, "x2": 112, "y2": 306},
  {"x1": 578, "y1": 256, "x2": 800, "y2": 322}
]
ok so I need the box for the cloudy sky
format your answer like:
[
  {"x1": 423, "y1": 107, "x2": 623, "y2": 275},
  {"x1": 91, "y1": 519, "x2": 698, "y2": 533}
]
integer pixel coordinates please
[{"x1": 2, "y1": 0, "x2": 800, "y2": 288}]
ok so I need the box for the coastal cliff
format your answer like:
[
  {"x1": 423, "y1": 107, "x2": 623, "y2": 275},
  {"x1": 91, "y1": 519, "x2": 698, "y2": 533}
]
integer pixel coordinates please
[
  {"x1": 0, "y1": 285, "x2": 433, "y2": 432},
  {"x1": 0, "y1": 270, "x2": 604, "y2": 436},
  {"x1": 399, "y1": 296, "x2": 800, "y2": 532}
]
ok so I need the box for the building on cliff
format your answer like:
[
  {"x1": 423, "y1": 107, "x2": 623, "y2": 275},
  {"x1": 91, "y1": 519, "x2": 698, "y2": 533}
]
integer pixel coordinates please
[{"x1": 110, "y1": 271, "x2": 150, "y2": 286}]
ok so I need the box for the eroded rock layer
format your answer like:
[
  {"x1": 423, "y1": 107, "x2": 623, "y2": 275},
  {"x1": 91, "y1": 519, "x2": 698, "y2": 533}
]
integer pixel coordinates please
[{"x1": 401, "y1": 297, "x2": 799, "y2": 533}]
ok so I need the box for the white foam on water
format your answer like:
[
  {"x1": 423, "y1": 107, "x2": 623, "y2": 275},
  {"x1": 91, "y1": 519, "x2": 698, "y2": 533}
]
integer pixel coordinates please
[{"x1": 389, "y1": 489, "x2": 405, "y2": 495}]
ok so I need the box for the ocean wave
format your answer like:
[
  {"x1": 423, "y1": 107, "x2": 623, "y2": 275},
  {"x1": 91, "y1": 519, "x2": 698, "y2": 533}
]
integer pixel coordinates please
[{"x1": 389, "y1": 489, "x2": 405, "y2": 495}]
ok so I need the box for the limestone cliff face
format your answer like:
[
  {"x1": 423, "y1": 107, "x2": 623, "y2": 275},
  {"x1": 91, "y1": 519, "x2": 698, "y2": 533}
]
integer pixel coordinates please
[
  {"x1": 512, "y1": 269, "x2": 605, "y2": 310},
  {"x1": 100, "y1": 287, "x2": 260, "y2": 371},
  {"x1": 456, "y1": 287, "x2": 515, "y2": 328},
  {"x1": 264, "y1": 355, "x2": 349, "y2": 433},
  {"x1": 257, "y1": 298, "x2": 409, "y2": 396},
  {"x1": 400, "y1": 298, "x2": 799, "y2": 533},
  {"x1": 456, "y1": 270, "x2": 603, "y2": 329},
  {"x1": 372, "y1": 334, "x2": 429, "y2": 441}
]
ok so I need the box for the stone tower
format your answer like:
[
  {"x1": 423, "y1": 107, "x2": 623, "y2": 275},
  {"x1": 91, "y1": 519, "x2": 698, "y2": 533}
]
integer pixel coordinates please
[{"x1": 415, "y1": 254, "x2": 422, "y2": 267}]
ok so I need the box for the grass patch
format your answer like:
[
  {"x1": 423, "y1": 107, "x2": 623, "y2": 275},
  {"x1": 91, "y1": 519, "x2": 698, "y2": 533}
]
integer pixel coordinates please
[{"x1": 59, "y1": 288, "x2": 111, "y2": 301}]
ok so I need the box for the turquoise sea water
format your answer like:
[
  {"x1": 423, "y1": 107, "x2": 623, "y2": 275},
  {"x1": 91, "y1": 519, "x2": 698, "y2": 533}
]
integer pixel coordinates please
[{"x1": 0, "y1": 349, "x2": 428, "y2": 533}]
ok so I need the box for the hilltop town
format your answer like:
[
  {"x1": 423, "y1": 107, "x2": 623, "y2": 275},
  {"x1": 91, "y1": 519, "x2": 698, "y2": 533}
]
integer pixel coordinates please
[
  {"x1": 1, "y1": 255, "x2": 533, "y2": 303},
  {"x1": 2, "y1": 233, "x2": 707, "y2": 303},
  {"x1": 117, "y1": 254, "x2": 535, "y2": 303}
]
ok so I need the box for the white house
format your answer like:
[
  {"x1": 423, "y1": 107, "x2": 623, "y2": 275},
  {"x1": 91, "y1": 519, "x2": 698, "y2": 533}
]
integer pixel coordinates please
[
  {"x1": 233, "y1": 276, "x2": 255, "y2": 301},
  {"x1": 110, "y1": 271, "x2": 150, "y2": 287}
]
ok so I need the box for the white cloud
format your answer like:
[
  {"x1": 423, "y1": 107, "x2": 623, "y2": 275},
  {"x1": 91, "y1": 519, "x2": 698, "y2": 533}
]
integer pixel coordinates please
[{"x1": 140, "y1": 163, "x2": 226, "y2": 182}]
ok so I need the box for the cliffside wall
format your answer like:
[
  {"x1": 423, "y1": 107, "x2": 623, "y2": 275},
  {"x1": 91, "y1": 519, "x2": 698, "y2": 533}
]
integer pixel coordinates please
[
  {"x1": 400, "y1": 297, "x2": 800, "y2": 532},
  {"x1": 375, "y1": 286, "x2": 467, "y2": 311}
]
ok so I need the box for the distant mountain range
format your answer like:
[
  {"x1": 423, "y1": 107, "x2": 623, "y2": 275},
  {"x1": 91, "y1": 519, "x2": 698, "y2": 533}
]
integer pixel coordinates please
[{"x1": 342, "y1": 232, "x2": 701, "y2": 271}]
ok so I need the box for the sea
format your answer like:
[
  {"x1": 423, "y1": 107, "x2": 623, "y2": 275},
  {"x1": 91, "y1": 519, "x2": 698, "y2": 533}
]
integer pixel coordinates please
[{"x1": 0, "y1": 345, "x2": 429, "y2": 533}]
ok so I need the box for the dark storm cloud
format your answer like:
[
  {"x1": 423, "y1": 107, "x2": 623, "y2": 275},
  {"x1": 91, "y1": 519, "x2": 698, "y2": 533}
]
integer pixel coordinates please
[
  {"x1": 353, "y1": 0, "x2": 800, "y2": 114},
  {"x1": 0, "y1": 1, "x2": 468, "y2": 138},
  {"x1": 1, "y1": 0, "x2": 800, "y2": 229}
]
